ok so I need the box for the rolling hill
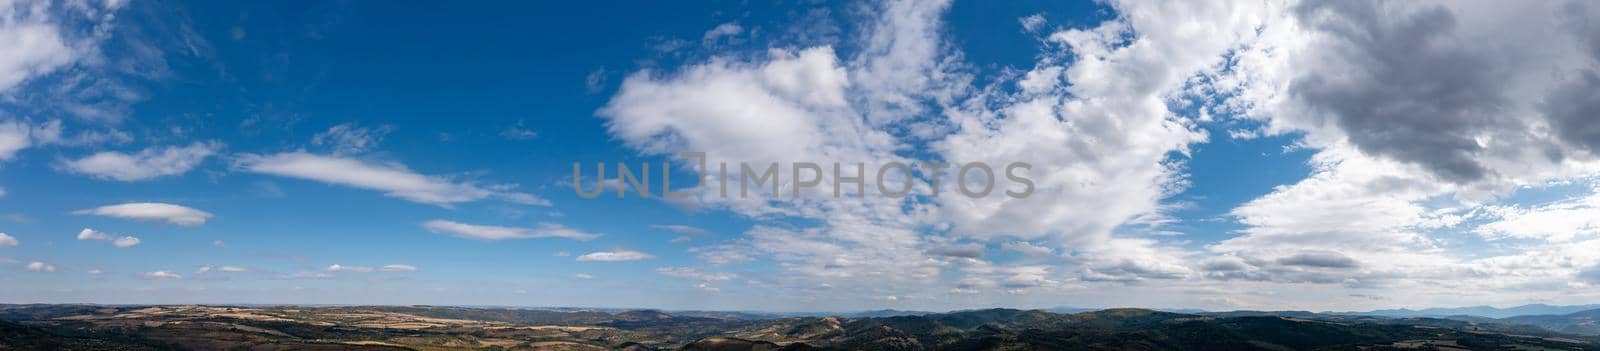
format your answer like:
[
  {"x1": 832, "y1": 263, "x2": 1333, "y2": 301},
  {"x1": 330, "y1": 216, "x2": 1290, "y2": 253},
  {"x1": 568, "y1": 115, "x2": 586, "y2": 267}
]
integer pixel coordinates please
[{"x1": 0, "y1": 304, "x2": 1596, "y2": 350}]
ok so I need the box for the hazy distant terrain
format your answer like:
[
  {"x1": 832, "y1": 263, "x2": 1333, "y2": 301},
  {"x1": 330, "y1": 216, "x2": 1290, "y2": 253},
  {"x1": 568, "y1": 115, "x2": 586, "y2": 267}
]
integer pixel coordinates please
[{"x1": 3, "y1": 304, "x2": 1599, "y2": 350}]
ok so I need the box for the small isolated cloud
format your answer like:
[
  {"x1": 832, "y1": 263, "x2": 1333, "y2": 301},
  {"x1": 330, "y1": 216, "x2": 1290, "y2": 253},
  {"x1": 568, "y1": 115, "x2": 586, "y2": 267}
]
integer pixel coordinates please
[
  {"x1": 702, "y1": 22, "x2": 742, "y2": 44},
  {"x1": 252, "y1": 180, "x2": 285, "y2": 198},
  {"x1": 76, "y1": 228, "x2": 139, "y2": 248},
  {"x1": 74, "y1": 202, "x2": 213, "y2": 226},
  {"x1": 1018, "y1": 13, "x2": 1046, "y2": 33},
  {"x1": 86, "y1": 269, "x2": 103, "y2": 275},
  {"x1": 573, "y1": 273, "x2": 595, "y2": 280},
  {"x1": 217, "y1": 266, "x2": 247, "y2": 273},
  {"x1": 25, "y1": 261, "x2": 54, "y2": 272},
  {"x1": 422, "y1": 220, "x2": 599, "y2": 241},
  {"x1": 311, "y1": 123, "x2": 392, "y2": 155},
  {"x1": 693, "y1": 283, "x2": 720, "y2": 292},
  {"x1": 211, "y1": 240, "x2": 227, "y2": 248},
  {"x1": 586, "y1": 67, "x2": 608, "y2": 94},
  {"x1": 380, "y1": 264, "x2": 417, "y2": 272},
  {"x1": 325, "y1": 264, "x2": 374, "y2": 273},
  {"x1": 236, "y1": 152, "x2": 549, "y2": 207},
  {"x1": 576, "y1": 250, "x2": 654, "y2": 262},
  {"x1": 112, "y1": 236, "x2": 140, "y2": 248},
  {"x1": 0, "y1": 233, "x2": 17, "y2": 247},
  {"x1": 76, "y1": 228, "x2": 110, "y2": 240},
  {"x1": 140, "y1": 271, "x2": 182, "y2": 280},
  {"x1": 501, "y1": 122, "x2": 538, "y2": 141},
  {"x1": 60, "y1": 142, "x2": 221, "y2": 181},
  {"x1": 657, "y1": 225, "x2": 707, "y2": 244}
]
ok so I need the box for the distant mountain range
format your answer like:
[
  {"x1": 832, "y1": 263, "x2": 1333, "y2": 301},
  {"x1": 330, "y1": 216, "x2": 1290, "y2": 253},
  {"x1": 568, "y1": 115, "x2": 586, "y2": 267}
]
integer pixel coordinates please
[
  {"x1": 334, "y1": 303, "x2": 1600, "y2": 320},
  {"x1": 1346, "y1": 304, "x2": 1600, "y2": 319},
  {"x1": 1054, "y1": 303, "x2": 1600, "y2": 320},
  {"x1": 1502, "y1": 308, "x2": 1600, "y2": 335}
]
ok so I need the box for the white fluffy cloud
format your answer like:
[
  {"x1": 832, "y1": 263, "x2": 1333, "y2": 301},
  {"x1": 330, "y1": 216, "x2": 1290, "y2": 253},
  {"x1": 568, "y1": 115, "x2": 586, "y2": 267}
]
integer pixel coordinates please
[
  {"x1": 576, "y1": 250, "x2": 654, "y2": 262},
  {"x1": 0, "y1": 0, "x2": 137, "y2": 125},
  {"x1": 422, "y1": 220, "x2": 599, "y2": 241},
  {"x1": 0, "y1": 119, "x2": 62, "y2": 161},
  {"x1": 25, "y1": 261, "x2": 54, "y2": 272},
  {"x1": 112, "y1": 236, "x2": 139, "y2": 248},
  {"x1": 596, "y1": 0, "x2": 1260, "y2": 304},
  {"x1": 1214, "y1": 1, "x2": 1600, "y2": 187},
  {"x1": 73, "y1": 202, "x2": 213, "y2": 226},
  {"x1": 0, "y1": 0, "x2": 80, "y2": 92},
  {"x1": 591, "y1": 0, "x2": 1600, "y2": 309},
  {"x1": 75, "y1": 228, "x2": 109, "y2": 240},
  {"x1": 61, "y1": 142, "x2": 220, "y2": 181},
  {"x1": 76, "y1": 228, "x2": 139, "y2": 248},
  {"x1": 1475, "y1": 185, "x2": 1600, "y2": 242},
  {"x1": 1148, "y1": 0, "x2": 1600, "y2": 307},
  {"x1": 0, "y1": 232, "x2": 16, "y2": 247},
  {"x1": 599, "y1": 0, "x2": 960, "y2": 303},
  {"x1": 236, "y1": 152, "x2": 550, "y2": 207}
]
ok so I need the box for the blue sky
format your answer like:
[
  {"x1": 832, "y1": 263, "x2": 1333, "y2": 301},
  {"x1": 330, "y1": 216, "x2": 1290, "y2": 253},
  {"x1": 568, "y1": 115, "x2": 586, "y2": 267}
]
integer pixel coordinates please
[{"x1": 4, "y1": 0, "x2": 1600, "y2": 312}]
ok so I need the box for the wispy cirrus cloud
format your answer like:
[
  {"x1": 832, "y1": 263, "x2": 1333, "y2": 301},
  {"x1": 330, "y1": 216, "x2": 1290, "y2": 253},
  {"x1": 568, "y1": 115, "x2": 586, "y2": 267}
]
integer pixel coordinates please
[
  {"x1": 650, "y1": 224, "x2": 708, "y2": 235},
  {"x1": 656, "y1": 266, "x2": 733, "y2": 282},
  {"x1": 422, "y1": 220, "x2": 599, "y2": 241},
  {"x1": 236, "y1": 152, "x2": 550, "y2": 207},
  {"x1": 380, "y1": 264, "x2": 417, "y2": 272},
  {"x1": 311, "y1": 123, "x2": 391, "y2": 155},
  {"x1": 576, "y1": 250, "x2": 654, "y2": 262},
  {"x1": 60, "y1": 142, "x2": 220, "y2": 181},
  {"x1": 325, "y1": 264, "x2": 374, "y2": 273},
  {"x1": 140, "y1": 270, "x2": 182, "y2": 280},
  {"x1": 325, "y1": 263, "x2": 416, "y2": 273},
  {"x1": 275, "y1": 271, "x2": 334, "y2": 280}
]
